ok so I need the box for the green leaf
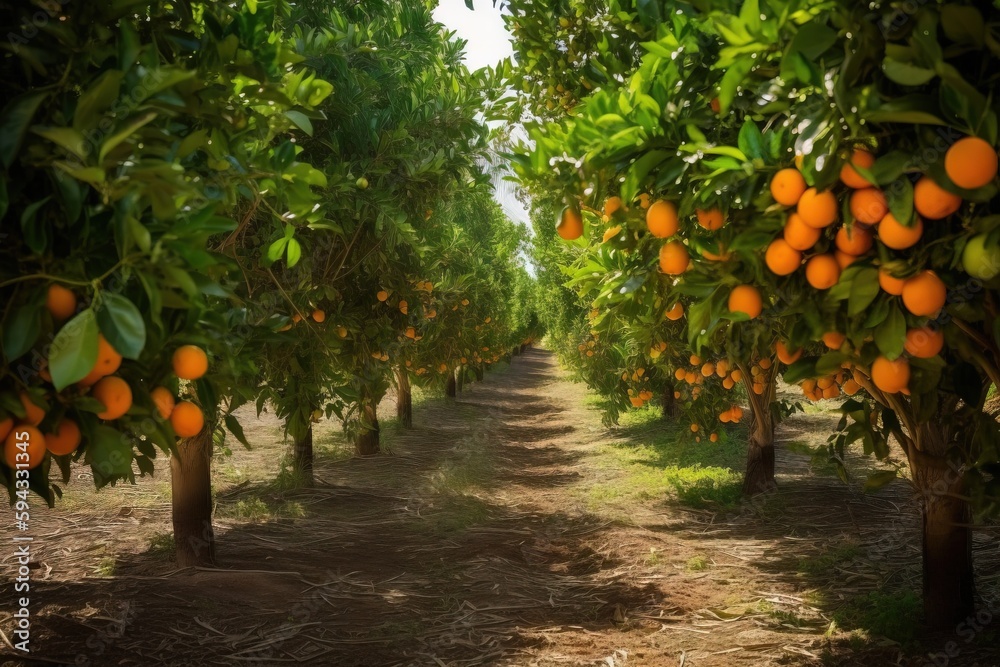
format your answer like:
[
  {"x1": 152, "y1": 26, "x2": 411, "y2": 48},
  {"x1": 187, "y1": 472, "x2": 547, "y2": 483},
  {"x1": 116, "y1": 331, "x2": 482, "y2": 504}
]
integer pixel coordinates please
[
  {"x1": 864, "y1": 470, "x2": 897, "y2": 492},
  {"x1": 286, "y1": 238, "x2": 302, "y2": 267},
  {"x1": 49, "y1": 309, "x2": 100, "y2": 390},
  {"x1": 847, "y1": 267, "x2": 880, "y2": 316},
  {"x1": 940, "y1": 5, "x2": 984, "y2": 48},
  {"x1": 95, "y1": 293, "x2": 146, "y2": 359},
  {"x1": 266, "y1": 237, "x2": 288, "y2": 263},
  {"x1": 73, "y1": 70, "x2": 125, "y2": 131},
  {"x1": 737, "y1": 120, "x2": 766, "y2": 161},
  {"x1": 882, "y1": 59, "x2": 936, "y2": 86},
  {"x1": 98, "y1": 111, "x2": 157, "y2": 162},
  {"x1": 621, "y1": 149, "x2": 668, "y2": 202},
  {"x1": 783, "y1": 358, "x2": 818, "y2": 384},
  {"x1": 0, "y1": 91, "x2": 47, "y2": 168},
  {"x1": 32, "y1": 126, "x2": 89, "y2": 160},
  {"x1": 865, "y1": 95, "x2": 946, "y2": 125},
  {"x1": 87, "y1": 425, "x2": 134, "y2": 488},
  {"x1": 225, "y1": 414, "x2": 251, "y2": 448},
  {"x1": 284, "y1": 110, "x2": 313, "y2": 136},
  {"x1": 20, "y1": 196, "x2": 52, "y2": 254},
  {"x1": 2, "y1": 303, "x2": 42, "y2": 361},
  {"x1": 874, "y1": 304, "x2": 906, "y2": 359},
  {"x1": 886, "y1": 177, "x2": 914, "y2": 224}
]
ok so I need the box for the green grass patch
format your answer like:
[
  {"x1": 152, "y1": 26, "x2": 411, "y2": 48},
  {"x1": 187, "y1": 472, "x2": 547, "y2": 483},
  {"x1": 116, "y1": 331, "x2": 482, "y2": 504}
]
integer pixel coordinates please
[
  {"x1": 797, "y1": 540, "x2": 860, "y2": 575},
  {"x1": 785, "y1": 440, "x2": 839, "y2": 477},
  {"x1": 832, "y1": 590, "x2": 921, "y2": 645},
  {"x1": 216, "y1": 495, "x2": 306, "y2": 522},
  {"x1": 146, "y1": 532, "x2": 175, "y2": 561},
  {"x1": 686, "y1": 555, "x2": 709, "y2": 571}
]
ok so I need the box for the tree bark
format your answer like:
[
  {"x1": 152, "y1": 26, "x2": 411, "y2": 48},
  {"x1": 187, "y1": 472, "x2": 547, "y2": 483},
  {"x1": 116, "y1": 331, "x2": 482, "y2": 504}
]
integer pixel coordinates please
[
  {"x1": 512, "y1": 346, "x2": 520, "y2": 356},
  {"x1": 355, "y1": 399, "x2": 380, "y2": 456},
  {"x1": 740, "y1": 363, "x2": 777, "y2": 496},
  {"x1": 474, "y1": 365, "x2": 484, "y2": 382},
  {"x1": 292, "y1": 422, "x2": 314, "y2": 486},
  {"x1": 445, "y1": 371, "x2": 457, "y2": 397},
  {"x1": 456, "y1": 366, "x2": 465, "y2": 393},
  {"x1": 913, "y1": 450, "x2": 975, "y2": 629},
  {"x1": 171, "y1": 425, "x2": 215, "y2": 567},
  {"x1": 661, "y1": 381, "x2": 678, "y2": 419},
  {"x1": 520, "y1": 344, "x2": 527, "y2": 354},
  {"x1": 396, "y1": 366, "x2": 412, "y2": 428}
]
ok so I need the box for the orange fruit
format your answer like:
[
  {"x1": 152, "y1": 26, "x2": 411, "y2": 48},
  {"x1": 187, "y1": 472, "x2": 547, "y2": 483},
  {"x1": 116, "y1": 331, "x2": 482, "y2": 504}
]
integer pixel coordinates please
[
  {"x1": 871, "y1": 356, "x2": 910, "y2": 394},
  {"x1": 901, "y1": 270, "x2": 947, "y2": 317},
  {"x1": 377, "y1": 290, "x2": 389, "y2": 302},
  {"x1": 710, "y1": 97, "x2": 721, "y2": 113},
  {"x1": 690, "y1": 354, "x2": 701, "y2": 365},
  {"x1": 783, "y1": 212, "x2": 821, "y2": 251},
  {"x1": 172, "y1": 345, "x2": 208, "y2": 380},
  {"x1": 904, "y1": 327, "x2": 945, "y2": 358},
  {"x1": 914, "y1": 176, "x2": 961, "y2": 219},
  {"x1": 4, "y1": 425, "x2": 46, "y2": 470},
  {"x1": 674, "y1": 368, "x2": 686, "y2": 381},
  {"x1": 19, "y1": 392, "x2": 45, "y2": 426},
  {"x1": 604, "y1": 196, "x2": 624, "y2": 218},
  {"x1": 658, "y1": 241, "x2": 689, "y2": 274},
  {"x1": 805, "y1": 254, "x2": 841, "y2": 289},
  {"x1": 78, "y1": 335, "x2": 123, "y2": 386},
  {"x1": 602, "y1": 225, "x2": 622, "y2": 243},
  {"x1": 557, "y1": 206, "x2": 584, "y2": 240},
  {"x1": 842, "y1": 379, "x2": 861, "y2": 396},
  {"x1": 835, "y1": 225, "x2": 874, "y2": 255},
  {"x1": 822, "y1": 384, "x2": 840, "y2": 399},
  {"x1": 835, "y1": 250, "x2": 861, "y2": 270},
  {"x1": 878, "y1": 213, "x2": 923, "y2": 250},
  {"x1": 636, "y1": 193, "x2": 651, "y2": 209},
  {"x1": 730, "y1": 369, "x2": 744, "y2": 383},
  {"x1": 797, "y1": 188, "x2": 839, "y2": 228},
  {"x1": 665, "y1": 302, "x2": 684, "y2": 320},
  {"x1": 722, "y1": 377, "x2": 735, "y2": 390},
  {"x1": 92, "y1": 376, "x2": 133, "y2": 420},
  {"x1": 45, "y1": 418, "x2": 81, "y2": 456},
  {"x1": 337, "y1": 326, "x2": 348, "y2": 338},
  {"x1": 696, "y1": 207, "x2": 724, "y2": 231},
  {"x1": 709, "y1": 433, "x2": 719, "y2": 442},
  {"x1": 817, "y1": 376, "x2": 835, "y2": 390},
  {"x1": 822, "y1": 331, "x2": 846, "y2": 350},
  {"x1": 46, "y1": 284, "x2": 77, "y2": 321},
  {"x1": 765, "y1": 238, "x2": 802, "y2": 276},
  {"x1": 151, "y1": 387, "x2": 176, "y2": 419},
  {"x1": 770, "y1": 168, "x2": 807, "y2": 206},
  {"x1": 850, "y1": 188, "x2": 888, "y2": 224},
  {"x1": 775, "y1": 341, "x2": 802, "y2": 365},
  {"x1": 0, "y1": 417, "x2": 12, "y2": 442},
  {"x1": 171, "y1": 401, "x2": 205, "y2": 438},
  {"x1": 405, "y1": 326, "x2": 417, "y2": 339},
  {"x1": 312, "y1": 309, "x2": 326, "y2": 323},
  {"x1": 945, "y1": 137, "x2": 998, "y2": 190},
  {"x1": 292, "y1": 313, "x2": 303, "y2": 323},
  {"x1": 399, "y1": 301, "x2": 409, "y2": 315},
  {"x1": 878, "y1": 268, "x2": 906, "y2": 295},
  {"x1": 840, "y1": 149, "x2": 876, "y2": 189},
  {"x1": 728, "y1": 285, "x2": 763, "y2": 319},
  {"x1": 646, "y1": 200, "x2": 679, "y2": 238},
  {"x1": 701, "y1": 362, "x2": 715, "y2": 377},
  {"x1": 690, "y1": 423, "x2": 699, "y2": 433}
]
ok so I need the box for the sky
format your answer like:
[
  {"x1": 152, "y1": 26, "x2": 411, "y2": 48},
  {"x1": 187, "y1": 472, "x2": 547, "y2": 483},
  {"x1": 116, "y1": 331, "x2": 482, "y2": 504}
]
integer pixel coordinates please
[{"x1": 432, "y1": 0, "x2": 532, "y2": 230}]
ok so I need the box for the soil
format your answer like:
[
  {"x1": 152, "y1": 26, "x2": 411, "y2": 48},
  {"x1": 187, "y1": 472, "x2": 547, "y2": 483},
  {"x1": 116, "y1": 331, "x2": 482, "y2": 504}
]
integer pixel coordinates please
[{"x1": 1, "y1": 349, "x2": 998, "y2": 667}]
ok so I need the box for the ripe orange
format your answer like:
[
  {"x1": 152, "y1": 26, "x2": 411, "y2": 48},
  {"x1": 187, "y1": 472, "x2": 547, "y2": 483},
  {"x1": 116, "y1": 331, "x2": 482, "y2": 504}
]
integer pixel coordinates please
[
  {"x1": 151, "y1": 386, "x2": 176, "y2": 419},
  {"x1": 783, "y1": 212, "x2": 821, "y2": 251},
  {"x1": 835, "y1": 225, "x2": 874, "y2": 255},
  {"x1": 557, "y1": 206, "x2": 584, "y2": 240},
  {"x1": 765, "y1": 238, "x2": 802, "y2": 276},
  {"x1": 722, "y1": 377, "x2": 735, "y2": 390},
  {"x1": 636, "y1": 193, "x2": 651, "y2": 209},
  {"x1": 602, "y1": 225, "x2": 622, "y2": 243},
  {"x1": 730, "y1": 369, "x2": 744, "y2": 383},
  {"x1": 19, "y1": 392, "x2": 45, "y2": 425},
  {"x1": 405, "y1": 326, "x2": 417, "y2": 339},
  {"x1": 658, "y1": 241, "x2": 689, "y2": 274},
  {"x1": 710, "y1": 97, "x2": 721, "y2": 113},
  {"x1": 770, "y1": 168, "x2": 807, "y2": 206},
  {"x1": 701, "y1": 362, "x2": 715, "y2": 377},
  {"x1": 45, "y1": 418, "x2": 81, "y2": 456},
  {"x1": 871, "y1": 356, "x2": 910, "y2": 394},
  {"x1": 173, "y1": 345, "x2": 208, "y2": 380},
  {"x1": 0, "y1": 417, "x2": 12, "y2": 442},
  {"x1": 822, "y1": 331, "x2": 846, "y2": 350},
  {"x1": 646, "y1": 200, "x2": 679, "y2": 238},
  {"x1": 377, "y1": 290, "x2": 389, "y2": 302},
  {"x1": 399, "y1": 301, "x2": 408, "y2": 315},
  {"x1": 878, "y1": 213, "x2": 923, "y2": 250},
  {"x1": 849, "y1": 188, "x2": 888, "y2": 224},
  {"x1": 728, "y1": 285, "x2": 763, "y2": 319},
  {"x1": 171, "y1": 401, "x2": 205, "y2": 438},
  {"x1": 805, "y1": 254, "x2": 841, "y2": 289},
  {"x1": 904, "y1": 327, "x2": 945, "y2": 358},
  {"x1": 878, "y1": 267, "x2": 906, "y2": 295},
  {"x1": 835, "y1": 250, "x2": 861, "y2": 270},
  {"x1": 78, "y1": 335, "x2": 123, "y2": 386},
  {"x1": 46, "y1": 284, "x2": 77, "y2": 321},
  {"x1": 842, "y1": 379, "x2": 861, "y2": 396},
  {"x1": 337, "y1": 326, "x2": 349, "y2": 338},
  {"x1": 292, "y1": 313, "x2": 303, "y2": 323},
  {"x1": 945, "y1": 136, "x2": 998, "y2": 190},
  {"x1": 690, "y1": 354, "x2": 701, "y2": 365},
  {"x1": 690, "y1": 423, "x2": 699, "y2": 433},
  {"x1": 665, "y1": 302, "x2": 684, "y2": 320},
  {"x1": 709, "y1": 433, "x2": 719, "y2": 442},
  {"x1": 901, "y1": 270, "x2": 947, "y2": 317},
  {"x1": 775, "y1": 341, "x2": 802, "y2": 365},
  {"x1": 797, "y1": 188, "x2": 839, "y2": 228},
  {"x1": 674, "y1": 368, "x2": 686, "y2": 381},
  {"x1": 4, "y1": 425, "x2": 46, "y2": 470},
  {"x1": 604, "y1": 196, "x2": 624, "y2": 218},
  {"x1": 92, "y1": 376, "x2": 133, "y2": 420},
  {"x1": 696, "y1": 207, "x2": 725, "y2": 231},
  {"x1": 312, "y1": 309, "x2": 326, "y2": 323},
  {"x1": 913, "y1": 176, "x2": 962, "y2": 219},
  {"x1": 840, "y1": 148, "x2": 876, "y2": 188}
]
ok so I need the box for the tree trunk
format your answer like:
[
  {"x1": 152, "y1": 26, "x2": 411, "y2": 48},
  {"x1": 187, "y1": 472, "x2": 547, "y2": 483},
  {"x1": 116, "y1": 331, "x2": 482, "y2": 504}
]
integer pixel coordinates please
[
  {"x1": 355, "y1": 400, "x2": 380, "y2": 456},
  {"x1": 396, "y1": 366, "x2": 412, "y2": 428},
  {"x1": 512, "y1": 346, "x2": 520, "y2": 356},
  {"x1": 456, "y1": 366, "x2": 465, "y2": 393},
  {"x1": 446, "y1": 371, "x2": 457, "y2": 397},
  {"x1": 520, "y1": 344, "x2": 527, "y2": 354},
  {"x1": 292, "y1": 422, "x2": 314, "y2": 487},
  {"x1": 740, "y1": 363, "x2": 777, "y2": 496},
  {"x1": 661, "y1": 381, "x2": 678, "y2": 419},
  {"x1": 474, "y1": 365, "x2": 484, "y2": 382},
  {"x1": 171, "y1": 425, "x2": 215, "y2": 567},
  {"x1": 913, "y1": 450, "x2": 975, "y2": 629}
]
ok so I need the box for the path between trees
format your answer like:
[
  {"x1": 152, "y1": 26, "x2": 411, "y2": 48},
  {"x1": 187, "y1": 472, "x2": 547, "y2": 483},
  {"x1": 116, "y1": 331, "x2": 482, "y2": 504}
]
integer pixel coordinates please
[{"x1": 2, "y1": 349, "x2": 999, "y2": 666}]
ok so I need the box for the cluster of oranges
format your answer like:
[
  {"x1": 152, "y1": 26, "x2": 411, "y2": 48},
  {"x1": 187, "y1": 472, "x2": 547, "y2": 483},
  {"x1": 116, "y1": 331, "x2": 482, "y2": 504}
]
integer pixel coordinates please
[
  {"x1": 798, "y1": 367, "x2": 863, "y2": 402},
  {"x1": 768, "y1": 135, "x2": 998, "y2": 395},
  {"x1": 278, "y1": 307, "x2": 326, "y2": 331},
  {"x1": 622, "y1": 366, "x2": 654, "y2": 407},
  {"x1": 2, "y1": 285, "x2": 210, "y2": 471}
]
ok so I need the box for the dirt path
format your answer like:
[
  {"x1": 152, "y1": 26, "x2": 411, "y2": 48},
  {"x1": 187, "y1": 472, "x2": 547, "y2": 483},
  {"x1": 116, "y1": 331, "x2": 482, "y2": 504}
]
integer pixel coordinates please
[{"x1": 2, "y1": 350, "x2": 999, "y2": 666}]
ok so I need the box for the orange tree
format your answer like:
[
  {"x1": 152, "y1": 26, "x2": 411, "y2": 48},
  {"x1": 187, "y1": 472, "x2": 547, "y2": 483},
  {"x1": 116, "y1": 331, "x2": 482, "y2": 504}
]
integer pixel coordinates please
[
  {"x1": 513, "y1": 0, "x2": 1000, "y2": 628},
  {"x1": 0, "y1": 0, "x2": 325, "y2": 514}
]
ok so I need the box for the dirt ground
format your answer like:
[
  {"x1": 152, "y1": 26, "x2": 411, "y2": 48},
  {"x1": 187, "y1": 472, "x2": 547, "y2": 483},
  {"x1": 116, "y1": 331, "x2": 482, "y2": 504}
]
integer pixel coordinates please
[{"x1": 1, "y1": 349, "x2": 999, "y2": 667}]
